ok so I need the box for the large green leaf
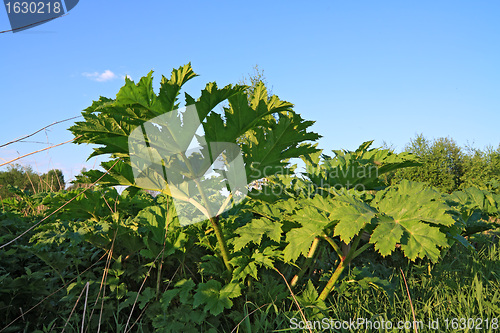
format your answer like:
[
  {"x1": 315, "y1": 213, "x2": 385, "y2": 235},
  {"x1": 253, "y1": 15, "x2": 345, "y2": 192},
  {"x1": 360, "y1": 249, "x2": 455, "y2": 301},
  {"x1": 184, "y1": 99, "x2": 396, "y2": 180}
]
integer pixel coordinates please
[
  {"x1": 399, "y1": 220, "x2": 449, "y2": 261},
  {"x1": 284, "y1": 197, "x2": 334, "y2": 262},
  {"x1": 193, "y1": 280, "x2": 241, "y2": 316},
  {"x1": 230, "y1": 247, "x2": 280, "y2": 281},
  {"x1": 231, "y1": 217, "x2": 282, "y2": 251},
  {"x1": 370, "y1": 215, "x2": 404, "y2": 256},
  {"x1": 374, "y1": 180, "x2": 456, "y2": 226},
  {"x1": 331, "y1": 194, "x2": 377, "y2": 243},
  {"x1": 242, "y1": 112, "x2": 320, "y2": 182},
  {"x1": 304, "y1": 141, "x2": 418, "y2": 191},
  {"x1": 370, "y1": 180, "x2": 457, "y2": 262},
  {"x1": 447, "y1": 187, "x2": 500, "y2": 237},
  {"x1": 450, "y1": 187, "x2": 500, "y2": 217}
]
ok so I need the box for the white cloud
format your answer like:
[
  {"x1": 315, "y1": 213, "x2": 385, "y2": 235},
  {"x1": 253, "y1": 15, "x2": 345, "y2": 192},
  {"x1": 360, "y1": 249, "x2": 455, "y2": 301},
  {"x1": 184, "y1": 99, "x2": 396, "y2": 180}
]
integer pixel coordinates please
[{"x1": 82, "y1": 70, "x2": 117, "y2": 82}]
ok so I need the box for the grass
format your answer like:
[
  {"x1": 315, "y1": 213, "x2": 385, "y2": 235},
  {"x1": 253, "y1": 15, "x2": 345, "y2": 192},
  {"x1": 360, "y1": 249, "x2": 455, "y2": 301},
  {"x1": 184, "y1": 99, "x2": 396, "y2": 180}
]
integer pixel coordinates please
[
  {"x1": 2, "y1": 186, "x2": 498, "y2": 332},
  {"x1": 4, "y1": 237, "x2": 500, "y2": 332},
  {"x1": 237, "y1": 230, "x2": 500, "y2": 333}
]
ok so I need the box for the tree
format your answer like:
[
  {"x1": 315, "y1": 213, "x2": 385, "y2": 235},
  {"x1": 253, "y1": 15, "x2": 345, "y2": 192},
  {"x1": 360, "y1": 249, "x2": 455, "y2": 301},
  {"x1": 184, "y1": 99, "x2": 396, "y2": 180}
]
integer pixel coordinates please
[
  {"x1": 0, "y1": 164, "x2": 65, "y2": 200},
  {"x1": 0, "y1": 164, "x2": 36, "y2": 199},
  {"x1": 39, "y1": 169, "x2": 65, "y2": 192},
  {"x1": 392, "y1": 135, "x2": 500, "y2": 193},
  {"x1": 461, "y1": 144, "x2": 500, "y2": 191},
  {"x1": 392, "y1": 134, "x2": 465, "y2": 193}
]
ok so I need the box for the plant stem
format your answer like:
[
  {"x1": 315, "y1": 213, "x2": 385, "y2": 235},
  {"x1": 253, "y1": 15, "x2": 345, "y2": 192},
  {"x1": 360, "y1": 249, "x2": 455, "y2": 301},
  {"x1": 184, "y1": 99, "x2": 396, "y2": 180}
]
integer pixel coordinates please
[
  {"x1": 291, "y1": 237, "x2": 320, "y2": 287},
  {"x1": 350, "y1": 242, "x2": 372, "y2": 261},
  {"x1": 317, "y1": 233, "x2": 369, "y2": 301},
  {"x1": 318, "y1": 257, "x2": 347, "y2": 301},
  {"x1": 178, "y1": 151, "x2": 233, "y2": 273},
  {"x1": 210, "y1": 215, "x2": 233, "y2": 273},
  {"x1": 323, "y1": 234, "x2": 343, "y2": 259}
]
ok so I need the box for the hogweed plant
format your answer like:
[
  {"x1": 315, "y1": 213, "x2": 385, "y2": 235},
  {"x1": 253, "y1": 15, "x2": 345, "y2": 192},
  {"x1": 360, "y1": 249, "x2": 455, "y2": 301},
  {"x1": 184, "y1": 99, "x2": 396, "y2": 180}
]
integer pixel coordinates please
[
  {"x1": 1, "y1": 65, "x2": 499, "y2": 331},
  {"x1": 241, "y1": 142, "x2": 478, "y2": 301},
  {"x1": 69, "y1": 63, "x2": 498, "y2": 316},
  {"x1": 70, "y1": 63, "x2": 320, "y2": 275}
]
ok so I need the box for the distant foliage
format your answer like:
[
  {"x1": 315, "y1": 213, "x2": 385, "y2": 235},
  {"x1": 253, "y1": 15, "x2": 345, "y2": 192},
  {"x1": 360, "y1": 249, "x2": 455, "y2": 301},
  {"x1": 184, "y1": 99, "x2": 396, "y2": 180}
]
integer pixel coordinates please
[
  {"x1": 391, "y1": 134, "x2": 500, "y2": 193},
  {"x1": 462, "y1": 145, "x2": 500, "y2": 191},
  {"x1": 0, "y1": 164, "x2": 65, "y2": 199}
]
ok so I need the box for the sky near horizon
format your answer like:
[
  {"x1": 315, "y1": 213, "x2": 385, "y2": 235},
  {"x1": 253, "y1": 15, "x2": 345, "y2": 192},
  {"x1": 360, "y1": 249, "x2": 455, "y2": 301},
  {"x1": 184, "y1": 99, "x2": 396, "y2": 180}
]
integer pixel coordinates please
[{"x1": 1, "y1": 1, "x2": 499, "y2": 182}]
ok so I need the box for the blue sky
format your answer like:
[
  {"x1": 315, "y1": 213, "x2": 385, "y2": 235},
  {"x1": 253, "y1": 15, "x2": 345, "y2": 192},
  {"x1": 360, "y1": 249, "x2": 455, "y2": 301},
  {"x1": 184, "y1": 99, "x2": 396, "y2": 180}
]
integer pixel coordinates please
[{"x1": 1, "y1": 1, "x2": 499, "y2": 183}]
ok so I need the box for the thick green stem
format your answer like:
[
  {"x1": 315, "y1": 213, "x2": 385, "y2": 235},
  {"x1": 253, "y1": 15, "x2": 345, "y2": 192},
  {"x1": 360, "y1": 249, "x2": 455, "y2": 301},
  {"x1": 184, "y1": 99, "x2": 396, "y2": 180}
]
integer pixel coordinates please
[
  {"x1": 178, "y1": 152, "x2": 233, "y2": 273},
  {"x1": 210, "y1": 216, "x2": 233, "y2": 273},
  {"x1": 351, "y1": 242, "x2": 372, "y2": 261},
  {"x1": 291, "y1": 237, "x2": 320, "y2": 287},
  {"x1": 318, "y1": 256, "x2": 347, "y2": 301},
  {"x1": 323, "y1": 234, "x2": 343, "y2": 259},
  {"x1": 348, "y1": 233, "x2": 363, "y2": 259},
  {"x1": 317, "y1": 233, "x2": 370, "y2": 301}
]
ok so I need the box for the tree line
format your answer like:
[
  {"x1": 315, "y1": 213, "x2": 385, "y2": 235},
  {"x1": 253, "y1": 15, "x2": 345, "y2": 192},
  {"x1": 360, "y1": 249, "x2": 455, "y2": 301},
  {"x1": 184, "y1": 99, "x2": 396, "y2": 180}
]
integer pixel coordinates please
[
  {"x1": 0, "y1": 164, "x2": 65, "y2": 199},
  {"x1": 0, "y1": 134, "x2": 499, "y2": 200},
  {"x1": 390, "y1": 134, "x2": 500, "y2": 193}
]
